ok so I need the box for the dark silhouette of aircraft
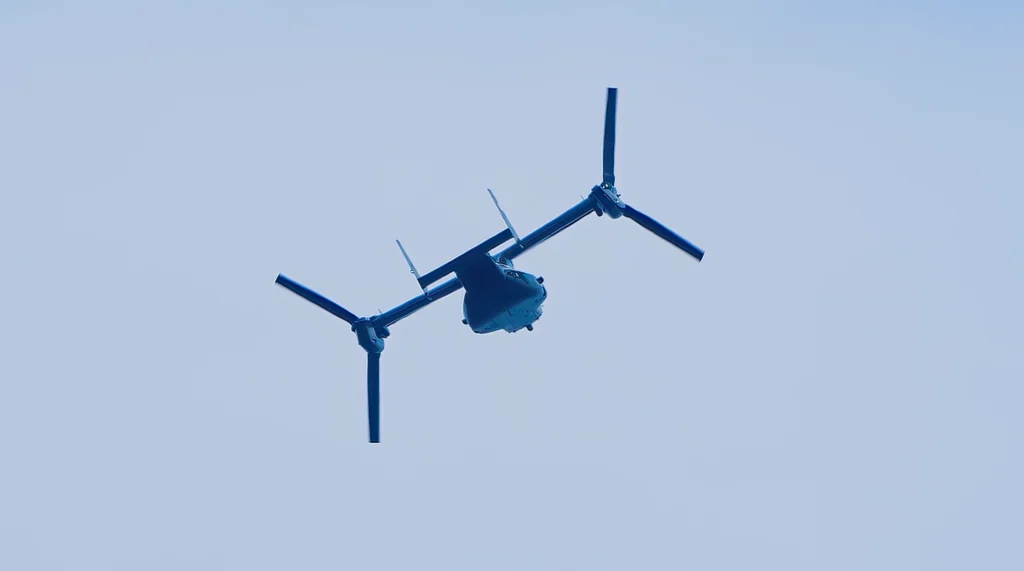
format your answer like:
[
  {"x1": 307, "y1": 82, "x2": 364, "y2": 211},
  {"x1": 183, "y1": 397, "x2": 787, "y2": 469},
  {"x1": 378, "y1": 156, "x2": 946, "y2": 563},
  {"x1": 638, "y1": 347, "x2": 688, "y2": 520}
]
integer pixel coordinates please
[{"x1": 275, "y1": 87, "x2": 704, "y2": 442}]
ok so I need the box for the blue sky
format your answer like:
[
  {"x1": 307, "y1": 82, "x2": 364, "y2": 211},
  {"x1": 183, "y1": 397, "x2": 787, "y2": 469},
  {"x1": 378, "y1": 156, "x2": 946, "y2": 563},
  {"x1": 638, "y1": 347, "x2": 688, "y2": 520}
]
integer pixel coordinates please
[{"x1": 2, "y1": 1, "x2": 1022, "y2": 569}]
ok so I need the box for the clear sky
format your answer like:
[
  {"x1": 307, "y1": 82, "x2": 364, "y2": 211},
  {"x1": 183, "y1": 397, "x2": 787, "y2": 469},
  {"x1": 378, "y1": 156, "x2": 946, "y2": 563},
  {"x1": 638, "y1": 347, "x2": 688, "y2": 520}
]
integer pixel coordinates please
[{"x1": 2, "y1": 1, "x2": 1022, "y2": 569}]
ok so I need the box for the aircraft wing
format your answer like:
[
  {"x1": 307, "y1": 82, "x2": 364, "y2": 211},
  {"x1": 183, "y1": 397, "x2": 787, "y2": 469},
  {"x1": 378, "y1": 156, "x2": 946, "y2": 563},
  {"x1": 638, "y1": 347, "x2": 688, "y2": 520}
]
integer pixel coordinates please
[
  {"x1": 493, "y1": 198, "x2": 597, "y2": 263},
  {"x1": 378, "y1": 198, "x2": 598, "y2": 328},
  {"x1": 377, "y1": 277, "x2": 464, "y2": 327}
]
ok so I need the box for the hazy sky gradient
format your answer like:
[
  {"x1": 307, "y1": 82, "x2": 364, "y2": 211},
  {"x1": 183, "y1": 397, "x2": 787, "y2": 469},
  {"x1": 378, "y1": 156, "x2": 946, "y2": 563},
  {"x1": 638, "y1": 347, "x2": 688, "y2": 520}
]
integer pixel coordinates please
[{"x1": 2, "y1": 1, "x2": 1022, "y2": 569}]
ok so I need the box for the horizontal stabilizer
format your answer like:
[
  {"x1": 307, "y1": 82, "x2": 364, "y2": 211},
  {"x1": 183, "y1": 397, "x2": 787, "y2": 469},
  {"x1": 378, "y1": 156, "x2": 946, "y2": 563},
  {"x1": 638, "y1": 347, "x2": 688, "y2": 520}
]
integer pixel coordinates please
[{"x1": 416, "y1": 228, "x2": 514, "y2": 290}]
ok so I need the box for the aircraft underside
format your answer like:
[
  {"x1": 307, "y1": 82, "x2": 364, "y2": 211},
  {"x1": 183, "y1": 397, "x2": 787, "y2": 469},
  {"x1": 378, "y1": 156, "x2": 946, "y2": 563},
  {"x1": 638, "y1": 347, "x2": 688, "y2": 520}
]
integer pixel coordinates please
[{"x1": 463, "y1": 290, "x2": 545, "y2": 333}]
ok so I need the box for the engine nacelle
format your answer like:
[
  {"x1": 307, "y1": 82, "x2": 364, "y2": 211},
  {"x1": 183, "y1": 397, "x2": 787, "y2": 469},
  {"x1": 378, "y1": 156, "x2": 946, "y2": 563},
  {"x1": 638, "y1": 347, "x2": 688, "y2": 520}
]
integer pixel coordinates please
[
  {"x1": 591, "y1": 184, "x2": 624, "y2": 218},
  {"x1": 352, "y1": 319, "x2": 386, "y2": 353}
]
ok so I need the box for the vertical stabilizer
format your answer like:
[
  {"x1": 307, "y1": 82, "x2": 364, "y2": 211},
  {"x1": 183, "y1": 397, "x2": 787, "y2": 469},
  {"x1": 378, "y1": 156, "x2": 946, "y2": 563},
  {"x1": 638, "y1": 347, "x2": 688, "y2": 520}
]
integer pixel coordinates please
[
  {"x1": 487, "y1": 188, "x2": 521, "y2": 244},
  {"x1": 396, "y1": 240, "x2": 430, "y2": 297}
]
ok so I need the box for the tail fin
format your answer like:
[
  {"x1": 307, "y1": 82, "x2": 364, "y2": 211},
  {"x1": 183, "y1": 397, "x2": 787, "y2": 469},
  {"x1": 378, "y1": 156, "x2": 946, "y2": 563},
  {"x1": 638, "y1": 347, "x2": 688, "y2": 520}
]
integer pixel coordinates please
[
  {"x1": 396, "y1": 240, "x2": 430, "y2": 297},
  {"x1": 488, "y1": 188, "x2": 520, "y2": 244}
]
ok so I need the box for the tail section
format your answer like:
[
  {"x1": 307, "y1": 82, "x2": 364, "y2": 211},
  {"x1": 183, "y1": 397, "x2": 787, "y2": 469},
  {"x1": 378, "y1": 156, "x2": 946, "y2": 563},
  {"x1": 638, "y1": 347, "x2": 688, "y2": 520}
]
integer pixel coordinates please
[{"x1": 413, "y1": 227, "x2": 514, "y2": 290}]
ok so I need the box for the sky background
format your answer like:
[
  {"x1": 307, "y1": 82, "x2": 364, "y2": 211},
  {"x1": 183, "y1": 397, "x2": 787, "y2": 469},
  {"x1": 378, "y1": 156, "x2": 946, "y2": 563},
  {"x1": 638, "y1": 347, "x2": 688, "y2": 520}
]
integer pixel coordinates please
[{"x1": 2, "y1": 1, "x2": 1022, "y2": 569}]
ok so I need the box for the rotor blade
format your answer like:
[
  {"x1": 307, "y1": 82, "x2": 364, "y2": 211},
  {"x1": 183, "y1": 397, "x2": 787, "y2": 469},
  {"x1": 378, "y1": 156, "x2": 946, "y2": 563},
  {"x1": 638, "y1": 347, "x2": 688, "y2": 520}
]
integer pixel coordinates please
[
  {"x1": 275, "y1": 274, "x2": 359, "y2": 324},
  {"x1": 621, "y1": 205, "x2": 705, "y2": 261},
  {"x1": 367, "y1": 352, "x2": 381, "y2": 443},
  {"x1": 603, "y1": 87, "x2": 617, "y2": 186}
]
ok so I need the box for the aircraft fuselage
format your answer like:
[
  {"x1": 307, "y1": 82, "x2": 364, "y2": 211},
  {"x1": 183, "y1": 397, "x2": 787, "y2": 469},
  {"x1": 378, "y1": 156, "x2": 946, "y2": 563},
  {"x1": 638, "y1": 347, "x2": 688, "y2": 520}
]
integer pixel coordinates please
[{"x1": 460, "y1": 259, "x2": 546, "y2": 333}]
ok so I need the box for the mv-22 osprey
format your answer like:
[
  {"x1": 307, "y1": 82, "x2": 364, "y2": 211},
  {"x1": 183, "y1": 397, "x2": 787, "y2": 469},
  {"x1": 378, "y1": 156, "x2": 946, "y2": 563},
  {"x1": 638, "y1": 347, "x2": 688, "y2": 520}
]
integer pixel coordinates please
[{"x1": 275, "y1": 87, "x2": 705, "y2": 442}]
